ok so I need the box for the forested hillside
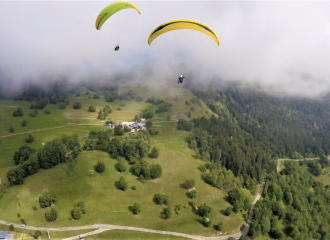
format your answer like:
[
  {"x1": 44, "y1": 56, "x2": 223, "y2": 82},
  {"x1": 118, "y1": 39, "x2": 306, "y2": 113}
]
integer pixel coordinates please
[{"x1": 190, "y1": 84, "x2": 330, "y2": 159}]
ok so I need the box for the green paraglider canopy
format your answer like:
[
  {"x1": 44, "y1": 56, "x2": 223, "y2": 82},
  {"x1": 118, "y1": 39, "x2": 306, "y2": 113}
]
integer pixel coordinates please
[{"x1": 95, "y1": 1, "x2": 141, "y2": 30}]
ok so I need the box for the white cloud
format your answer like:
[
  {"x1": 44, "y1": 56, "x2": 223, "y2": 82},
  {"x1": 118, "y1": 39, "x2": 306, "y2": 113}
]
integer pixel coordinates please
[{"x1": 1, "y1": 1, "x2": 330, "y2": 97}]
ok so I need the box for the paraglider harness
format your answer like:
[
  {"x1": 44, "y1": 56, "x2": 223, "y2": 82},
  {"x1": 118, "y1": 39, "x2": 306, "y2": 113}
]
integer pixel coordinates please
[
  {"x1": 178, "y1": 74, "x2": 185, "y2": 84},
  {"x1": 114, "y1": 45, "x2": 120, "y2": 51}
]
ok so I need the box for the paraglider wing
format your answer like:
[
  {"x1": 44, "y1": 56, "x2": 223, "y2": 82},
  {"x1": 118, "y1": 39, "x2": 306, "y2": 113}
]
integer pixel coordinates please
[
  {"x1": 96, "y1": 1, "x2": 141, "y2": 30},
  {"x1": 148, "y1": 19, "x2": 219, "y2": 46}
]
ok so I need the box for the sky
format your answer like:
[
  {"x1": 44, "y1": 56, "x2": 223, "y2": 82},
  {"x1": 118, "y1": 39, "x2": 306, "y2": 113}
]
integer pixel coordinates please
[{"x1": 1, "y1": 1, "x2": 330, "y2": 97}]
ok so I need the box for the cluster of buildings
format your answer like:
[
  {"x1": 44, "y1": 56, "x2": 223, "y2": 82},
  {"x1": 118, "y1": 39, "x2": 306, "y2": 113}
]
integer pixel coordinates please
[{"x1": 105, "y1": 120, "x2": 148, "y2": 132}]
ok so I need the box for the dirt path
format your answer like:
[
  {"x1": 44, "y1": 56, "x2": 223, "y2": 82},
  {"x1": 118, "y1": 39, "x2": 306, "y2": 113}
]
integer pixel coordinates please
[
  {"x1": 277, "y1": 157, "x2": 320, "y2": 172},
  {"x1": 0, "y1": 124, "x2": 101, "y2": 139}
]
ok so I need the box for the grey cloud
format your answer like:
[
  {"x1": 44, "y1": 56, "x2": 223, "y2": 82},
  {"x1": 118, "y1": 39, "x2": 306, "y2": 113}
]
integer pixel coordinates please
[{"x1": 1, "y1": 1, "x2": 330, "y2": 98}]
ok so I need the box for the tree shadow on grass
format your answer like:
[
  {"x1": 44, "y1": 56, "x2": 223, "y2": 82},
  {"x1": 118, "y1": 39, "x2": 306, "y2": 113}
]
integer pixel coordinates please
[
  {"x1": 223, "y1": 195, "x2": 230, "y2": 203},
  {"x1": 128, "y1": 206, "x2": 134, "y2": 214},
  {"x1": 240, "y1": 224, "x2": 246, "y2": 231},
  {"x1": 188, "y1": 202, "x2": 199, "y2": 216},
  {"x1": 220, "y1": 209, "x2": 226, "y2": 215}
]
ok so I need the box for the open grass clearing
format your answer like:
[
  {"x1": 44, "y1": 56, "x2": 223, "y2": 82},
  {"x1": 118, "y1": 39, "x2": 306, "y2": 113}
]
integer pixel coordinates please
[
  {"x1": 87, "y1": 229, "x2": 190, "y2": 239},
  {"x1": 0, "y1": 121, "x2": 252, "y2": 236},
  {"x1": 313, "y1": 166, "x2": 330, "y2": 186},
  {"x1": 0, "y1": 125, "x2": 103, "y2": 169},
  {"x1": 0, "y1": 101, "x2": 68, "y2": 137},
  {"x1": 0, "y1": 223, "x2": 96, "y2": 240}
]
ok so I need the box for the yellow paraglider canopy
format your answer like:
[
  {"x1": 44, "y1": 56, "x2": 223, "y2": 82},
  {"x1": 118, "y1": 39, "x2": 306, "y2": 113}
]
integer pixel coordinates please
[
  {"x1": 148, "y1": 19, "x2": 220, "y2": 46},
  {"x1": 96, "y1": 1, "x2": 141, "y2": 30}
]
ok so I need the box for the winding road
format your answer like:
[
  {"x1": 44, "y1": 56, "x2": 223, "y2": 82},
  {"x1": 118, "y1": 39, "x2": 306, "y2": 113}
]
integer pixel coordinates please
[{"x1": 0, "y1": 182, "x2": 265, "y2": 240}]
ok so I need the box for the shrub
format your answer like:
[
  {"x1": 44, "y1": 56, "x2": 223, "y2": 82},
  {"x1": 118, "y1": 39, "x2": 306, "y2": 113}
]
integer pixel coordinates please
[
  {"x1": 150, "y1": 164, "x2": 162, "y2": 179},
  {"x1": 106, "y1": 96, "x2": 114, "y2": 102},
  {"x1": 198, "y1": 164, "x2": 206, "y2": 172},
  {"x1": 59, "y1": 103, "x2": 66, "y2": 109},
  {"x1": 35, "y1": 98, "x2": 49, "y2": 109},
  {"x1": 115, "y1": 176, "x2": 128, "y2": 191},
  {"x1": 22, "y1": 120, "x2": 27, "y2": 127},
  {"x1": 177, "y1": 119, "x2": 193, "y2": 131},
  {"x1": 187, "y1": 189, "x2": 197, "y2": 199},
  {"x1": 32, "y1": 206, "x2": 37, "y2": 210},
  {"x1": 131, "y1": 185, "x2": 137, "y2": 190},
  {"x1": 161, "y1": 207, "x2": 172, "y2": 219},
  {"x1": 148, "y1": 129, "x2": 159, "y2": 135},
  {"x1": 75, "y1": 201, "x2": 86, "y2": 214},
  {"x1": 202, "y1": 216, "x2": 212, "y2": 227},
  {"x1": 132, "y1": 203, "x2": 141, "y2": 214},
  {"x1": 39, "y1": 190, "x2": 56, "y2": 208},
  {"x1": 182, "y1": 179, "x2": 195, "y2": 189},
  {"x1": 44, "y1": 109, "x2": 51, "y2": 114},
  {"x1": 9, "y1": 224, "x2": 15, "y2": 231},
  {"x1": 32, "y1": 230, "x2": 42, "y2": 239},
  {"x1": 9, "y1": 126, "x2": 15, "y2": 133},
  {"x1": 115, "y1": 158, "x2": 127, "y2": 172},
  {"x1": 94, "y1": 161, "x2": 105, "y2": 173},
  {"x1": 73, "y1": 102, "x2": 81, "y2": 109},
  {"x1": 225, "y1": 207, "x2": 232, "y2": 216},
  {"x1": 17, "y1": 213, "x2": 20, "y2": 218},
  {"x1": 93, "y1": 94, "x2": 100, "y2": 99},
  {"x1": 153, "y1": 192, "x2": 170, "y2": 205},
  {"x1": 114, "y1": 126, "x2": 124, "y2": 136},
  {"x1": 214, "y1": 222, "x2": 223, "y2": 231},
  {"x1": 146, "y1": 120, "x2": 153, "y2": 128},
  {"x1": 45, "y1": 208, "x2": 58, "y2": 222},
  {"x1": 29, "y1": 109, "x2": 37, "y2": 117},
  {"x1": 198, "y1": 203, "x2": 212, "y2": 217},
  {"x1": 71, "y1": 207, "x2": 82, "y2": 220},
  {"x1": 25, "y1": 134, "x2": 34, "y2": 143},
  {"x1": 30, "y1": 104, "x2": 35, "y2": 109},
  {"x1": 174, "y1": 204, "x2": 182, "y2": 215},
  {"x1": 148, "y1": 147, "x2": 159, "y2": 158},
  {"x1": 13, "y1": 107, "x2": 24, "y2": 117},
  {"x1": 88, "y1": 105, "x2": 96, "y2": 112}
]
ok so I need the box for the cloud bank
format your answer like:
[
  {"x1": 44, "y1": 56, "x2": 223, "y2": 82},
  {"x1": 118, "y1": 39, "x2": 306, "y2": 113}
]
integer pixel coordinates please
[{"x1": 1, "y1": 1, "x2": 330, "y2": 97}]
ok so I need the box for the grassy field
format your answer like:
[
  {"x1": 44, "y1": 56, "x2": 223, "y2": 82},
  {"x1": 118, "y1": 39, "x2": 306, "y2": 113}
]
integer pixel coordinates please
[
  {"x1": 313, "y1": 166, "x2": 330, "y2": 186},
  {"x1": 0, "y1": 88, "x2": 251, "y2": 238},
  {"x1": 0, "y1": 223, "x2": 96, "y2": 240},
  {"x1": 0, "y1": 100, "x2": 68, "y2": 137},
  {"x1": 0, "y1": 125, "x2": 103, "y2": 169},
  {"x1": 88, "y1": 229, "x2": 190, "y2": 239},
  {"x1": 0, "y1": 121, "x2": 250, "y2": 236}
]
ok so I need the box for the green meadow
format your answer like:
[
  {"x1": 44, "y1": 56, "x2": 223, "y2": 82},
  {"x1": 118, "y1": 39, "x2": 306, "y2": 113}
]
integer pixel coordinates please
[
  {"x1": 0, "y1": 88, "x2": 254, "y2": 238},
  {"x1": 87, "y1": 230, "x2": 189, "y2": 239},
  {"x1": 0, "y1": 223, "x2": 96, "y2": 240}
]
